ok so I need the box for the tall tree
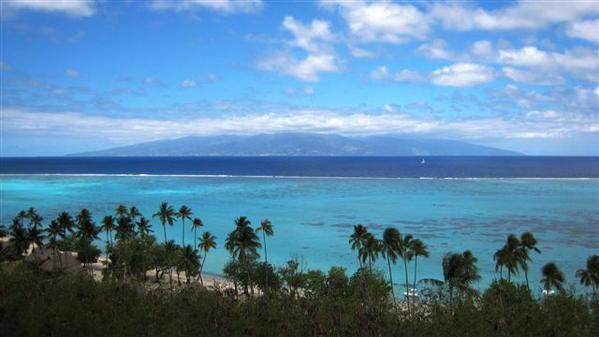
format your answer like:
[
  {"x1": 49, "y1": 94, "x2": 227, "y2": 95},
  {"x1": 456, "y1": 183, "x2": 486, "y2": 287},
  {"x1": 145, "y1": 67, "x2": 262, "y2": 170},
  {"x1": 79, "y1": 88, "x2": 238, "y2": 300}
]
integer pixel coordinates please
[
  {"x1": 177, "y1": 205, "x2": 192, "y2": 246},
  {"x1": 410, "y1": 239, "x2": 429, "y2": 297},
  {"x1": 46, "y1": 220, "x2": 61, "y2": 272},
  {"x1": 349, "y1": 224, "x2": 369, "y2": 268},
  {"x1": 9, "y1": 217, "x2": 30, "y2": 257},
  {"x1": 115, "y1": 205, "x2": 129, "y2": 220},
  {"x1": 129, "y1": 206, "x2": 142, "y2": 226},
  {"x1": 180, "y1": 245, "x2": 200, "y2": 284},
  {"x1": 398, "y1": 232, "x2": 414, "y2": 311},
  {"x1": 576, "y1": 255, "x2": 599, "y2": 293},
  {"x1": 137, "y1": 217, "x2": 153, "y2": 238},
  {"x1": 256, "y1": 219, "x2": 274, "y2": 264},
  {"x1": 225, "y1": 216, "x2": 261, "y2": 295},
  {"x1": 442, "y1": 250, "x2": 481, "y2": 310},
  {"x1": 360, "y1": 233, "x2": 380, "y2": 272},
  {"x1": 519, "y1": 232, "x2": 541, "y2": 289},
  {"x1": 381, "y1": 227, "x2": 400, "y2": 305},
  {"x1": 55, "y1": 212, "x2": 74, "y2": 268},
  {"x1": 101, "y1": 215, "x2": 115, "y2": 249},
  {"x1": 153, "y1": 202, "x2": 176, "y2": 243},
  {"x1": 191, "y1": 217, "x2": 203, "y2": 251},
  {"x1": 75, "y1": 209, "x2": 100, "y2": 243},
  {"x1": 198, "y1": 231, "x2": 217, "y2": 286},
  {"x1": 541, "y1": 262, "x2": 565, "y2": 294}
]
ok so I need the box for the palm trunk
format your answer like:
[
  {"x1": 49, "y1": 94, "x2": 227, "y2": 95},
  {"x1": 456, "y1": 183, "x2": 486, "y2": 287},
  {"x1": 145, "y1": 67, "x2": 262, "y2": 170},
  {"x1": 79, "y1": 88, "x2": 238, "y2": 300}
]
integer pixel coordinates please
[
  {"x1": 262, "y1": 231, "x2": 269, "y2": 289},
  {"x1": 182, "y1": 219, "x2": 185, "y2": 246},
  {"x1": 412, "y1": 255, "x2": 418, "y2": 301},
  {"x1": 403, "y1": 257, "x2": 410, "y2": 314},
  {"x1": 508, "y1": 269, "x2": 511, "y2": 283},
  {"x1": 387, "y1": 256, "x2": 396, "y2": 307},
  {"x1": 525, "y1": 269, "x2": 529, "y2": 290},
  {"x1": 163, "y1": 224, "x2": 167, "y2": 243},
  {"x1": 199, "y1": 254, "x2": 207, "y2": 286},
  {"x1": 194, "y1": 228, "x2": 197, "y2": 250}
]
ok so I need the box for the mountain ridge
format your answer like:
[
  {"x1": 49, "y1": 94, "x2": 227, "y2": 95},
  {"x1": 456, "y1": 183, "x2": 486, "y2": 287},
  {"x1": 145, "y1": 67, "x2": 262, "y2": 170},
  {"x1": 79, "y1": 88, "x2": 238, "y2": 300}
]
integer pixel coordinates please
[{"x1": 70, "y1": 133, "x2": 523, "y2": 156}]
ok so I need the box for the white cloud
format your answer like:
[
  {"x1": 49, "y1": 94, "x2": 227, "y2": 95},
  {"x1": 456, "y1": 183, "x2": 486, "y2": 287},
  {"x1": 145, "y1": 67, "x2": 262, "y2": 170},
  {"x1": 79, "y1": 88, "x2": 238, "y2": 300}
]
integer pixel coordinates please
[
  {"x1": 431, "y1": 63, "x2": 495, "y2": 87},
  {"x1": 4, "y1": 106, "x2": 596, "y2": 143},
  {"x1": 348, "y1": 45, "x2": 375, "y2": 58},
  {"x1": 206, "y1": 73, "x2": 218, "y2": 82},
  {"x1": 418, "y1": 39, "x2": 454, "y2": 60},
  {"x1": 470, "y1": 40, "x2": 496, "y2": 59},
  {"x1": 369, "y1": 66, "x2": 389, "y2": 81},
  {"x1": 498, "y1": 46, "x2": 553, "y2": 67},
  {"x1": 257, "y1": 16, "x2": 340, "y2": 82},
  {"x1": 321, "y1": 0, "x2": 429, "y2": 43},
  {"x1": 498, "y1": 46, "x2": 599, "y2": 82},
  {"x1": 502, "y1": 67, "x2": 563, "y2": 85},
  {"x1": 566, "y1": 19, "x2": 599, "y2": 43},
  {"x1": 64, "y1": 69, "x2": 80, "y2": 78},
  {"x1": 431, "y1": 0, "x2": 599, "y2": 31},
  {"x1": 4, "y1": 0, "x2": 95, "y2": 17},
  {"x1": 393, "y1": 69, "x2": 425, "y2": 83},
  {"x1": 181, "y1": 79, "x2": 197, "y2": 88},
  {"x1": 151, "y1": 0, "x2": 262, "y2": 14}
]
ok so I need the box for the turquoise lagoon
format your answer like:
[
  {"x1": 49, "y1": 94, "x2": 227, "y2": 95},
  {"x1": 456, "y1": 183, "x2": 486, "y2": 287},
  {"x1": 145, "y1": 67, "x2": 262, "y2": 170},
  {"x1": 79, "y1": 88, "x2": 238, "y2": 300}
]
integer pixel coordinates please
[{"x1": 1, "y1": 175, "x2": 598, "y2": 292}]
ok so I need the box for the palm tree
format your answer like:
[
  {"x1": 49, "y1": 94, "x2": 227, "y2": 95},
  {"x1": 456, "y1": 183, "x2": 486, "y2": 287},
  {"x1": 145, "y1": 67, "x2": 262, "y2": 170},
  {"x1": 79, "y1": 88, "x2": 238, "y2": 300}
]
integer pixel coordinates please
[
  {"x1": 9, "y1": 217, "x2": 30, "y2": 257},
  {"x1": 181, "y1": 245, "x2": 200, "y2": 284},
  {"x1": 115, "y1": 204, "x2": 129, "y2": 220},
  {"x1": 541, "y1": 262, "x2": 565, "y2": 294},
  {"x1": 494, "y1": 234, "x2": 522, "y2": 282},
  {"x1": 256, "y1": 219, "x2": 274, "y2": 264},
  {"x1": 101, "y1": 216, "x2": 115, "y2": 249},
  {"x1": 177, "y1": 205, "x2": 192, "y2": 246},
  {"x1": 381, "y1": 227, "x2": 400, "y2": 304},
  {"x1": 225, "y1": 216, "x2": 261, "y2": 295},
  {"x1": 137, "y1": 217, "x2": 153, "y2": 237},
  {"x1": 191, "y1": 217, "x2": 203, "y2": 250},
  {"x1": 359, "y1": 233, "x2": 381, "y2": 272},
  {"x1": 398, "y1": 233, "x2": 414, "y2": 310},
  {"x1": 519, "y1": 232, "x2": 541, "y2": 289},
  {"x1": 198, "y1": 231, "x2": 217, "y2": 286},
  {"x1": 441, "y1": 250, "x2": 481, "y2": 310},
  {"x1": 129, "y1": 206, "x2": 142, "y2": 226},
  {"x1": 0, "y1": 223, "x2": 7, "y2": 238},
  {"x1": 28, "y1": 209, "x2": 43, "y2": 231},
  {"x1": 411, "y1": 239, "x2": 429, "y2": 296},
  {"x1": 56, "y1": 211, "x2": 75, "y2": 240},
  {"x1": 46, "y1": 220, "x2": 61, "y2": 272},
  {"x1": 349, "y1": 224, "x2": 369, "y2": 268},
  {"x1": 153, "y1": 202, "x2": 176, "y2": 243},
  {"x1": 163, "y1": 240, "x2": 178, "y2": 286},
  {"x1": 75, "y1": 209, "x2": 100, "y2": 243},
  {"x1": 55, "y1": 212, "x2": 74, "y2": 268},
  {"x1": 576, "y1": 255, "x2": 599, "y2": 292}
]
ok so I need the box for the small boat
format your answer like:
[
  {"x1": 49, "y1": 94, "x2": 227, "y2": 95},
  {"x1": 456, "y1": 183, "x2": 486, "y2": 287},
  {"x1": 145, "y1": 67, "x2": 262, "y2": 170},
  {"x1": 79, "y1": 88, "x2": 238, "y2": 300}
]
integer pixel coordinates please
[
  {"x1": 403, "y1": 288, "x2": 419, "y2": 297},
  {"x1": 420, "y1": 158, "x2": 426, "y2": 164}
]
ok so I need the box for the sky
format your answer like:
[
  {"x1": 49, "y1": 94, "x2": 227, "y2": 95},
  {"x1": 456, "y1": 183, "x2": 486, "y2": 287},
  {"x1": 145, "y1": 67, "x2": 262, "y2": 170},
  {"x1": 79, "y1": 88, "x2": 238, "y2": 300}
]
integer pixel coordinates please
[{"x1": 1, "y1": 0, "x2": 598, "y2": 156}]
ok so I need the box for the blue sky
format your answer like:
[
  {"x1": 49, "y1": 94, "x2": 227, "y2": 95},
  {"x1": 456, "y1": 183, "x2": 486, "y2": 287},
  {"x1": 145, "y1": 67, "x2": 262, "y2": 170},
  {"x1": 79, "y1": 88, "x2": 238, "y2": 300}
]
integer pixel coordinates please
[{"x1": 1, "y1": 0, "x2": 598, "y2": 155}]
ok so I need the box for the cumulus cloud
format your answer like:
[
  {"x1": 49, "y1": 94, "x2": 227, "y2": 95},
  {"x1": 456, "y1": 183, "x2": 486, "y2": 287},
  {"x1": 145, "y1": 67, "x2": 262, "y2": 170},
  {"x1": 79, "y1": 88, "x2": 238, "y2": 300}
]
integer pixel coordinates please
[
  {"x1": 430, "y1": 0, "x2": 599, "y2": 31},
  {"x1": 566, "y1": 19, "x2": 599, "y2": 43},
  {"x1": 3, "y1": 0, "x2": 95, "y2": 17},
  {"x1": 498, "y1": 46, "x2": 599, "y2": 82},
  {"x1": 257, "y1": 16, "x2": 340, "y2": 82},
  {"x1": 431, "y1": 63, "x2": 495, "y2": 87},
  {"x1": 502, "y1": 67, "x2": 563, "y2": 85},
  {"x1": 418, "y1": 39, "x2": 455, "y2": 60},
  {"x1": 150, "y1": 0, "x2": 262, "y2": 14},
  {"x1": 321, "y1": 0, "x2": 429, "y2": 43},
  {"x1": 393, "y1": 69, "x2": 425, "y2": 83}
]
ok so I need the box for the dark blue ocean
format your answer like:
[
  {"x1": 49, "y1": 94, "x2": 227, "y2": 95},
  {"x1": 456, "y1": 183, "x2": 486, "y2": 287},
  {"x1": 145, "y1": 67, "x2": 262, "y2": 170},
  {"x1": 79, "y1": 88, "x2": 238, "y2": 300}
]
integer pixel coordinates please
[
  {"x1": 1, "y1": 156, "x2": 598, "y2": 292},
  {"x1": 1, "y1": 156, "x2": 599, "y2": 177}
]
